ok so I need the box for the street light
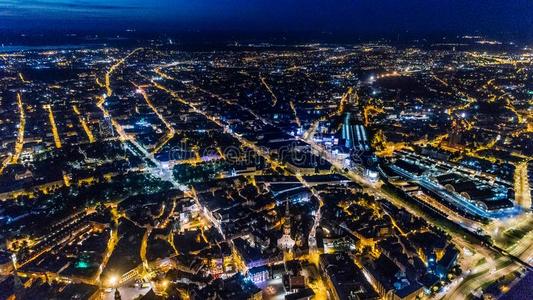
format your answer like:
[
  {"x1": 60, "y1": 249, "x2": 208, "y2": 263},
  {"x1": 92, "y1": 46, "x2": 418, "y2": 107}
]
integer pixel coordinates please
[
  {"x1": 161, "y1": 279, "x2": 169, "y2": 289},
  {"x1": 106, "y1": 274, "x2": 118, "y2": 288}
]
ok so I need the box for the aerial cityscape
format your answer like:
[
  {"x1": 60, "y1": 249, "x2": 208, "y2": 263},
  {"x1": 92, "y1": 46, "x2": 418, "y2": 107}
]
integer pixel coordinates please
[{"x1": 0, "y1": 1, "x2": 532, "y2": 300}]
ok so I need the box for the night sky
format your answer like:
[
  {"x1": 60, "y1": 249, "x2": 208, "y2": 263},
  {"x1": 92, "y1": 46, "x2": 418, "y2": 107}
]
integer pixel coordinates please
[{"x1": 1, "y1": 0, "x2": 532, "y2": 40}]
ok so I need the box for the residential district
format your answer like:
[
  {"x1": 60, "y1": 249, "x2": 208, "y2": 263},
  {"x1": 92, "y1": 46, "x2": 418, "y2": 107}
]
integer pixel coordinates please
[{"x1": 0, "y1": 38, "x2": 532, "y2": 300}]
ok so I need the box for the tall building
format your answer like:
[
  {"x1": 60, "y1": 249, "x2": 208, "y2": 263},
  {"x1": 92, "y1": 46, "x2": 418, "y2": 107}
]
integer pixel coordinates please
[{"x1": 447, "y1": 130, "x2": 462, "y2": 148}]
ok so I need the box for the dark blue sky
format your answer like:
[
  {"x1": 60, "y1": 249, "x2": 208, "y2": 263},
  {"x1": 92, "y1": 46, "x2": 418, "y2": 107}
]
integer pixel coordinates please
[{"x1": 1, "y1": 0, "x2": 532, "y2": 40}]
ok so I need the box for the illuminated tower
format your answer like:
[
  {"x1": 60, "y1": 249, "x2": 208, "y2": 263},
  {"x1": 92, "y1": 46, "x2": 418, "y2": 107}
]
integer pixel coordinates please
[
  {"x1": 283, "y1": 200, "x2": 291, "y2": 236},
  {"x1": 277, "y1": 200, "x2": 295, "y2": 252}
]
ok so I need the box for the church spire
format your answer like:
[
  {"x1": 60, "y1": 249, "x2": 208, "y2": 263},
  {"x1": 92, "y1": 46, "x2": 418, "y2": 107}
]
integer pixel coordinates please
[
  {"x1": 284, "y1": 200, "x2": 291, "y2": 236},
  {"x1": 278, "y1": 199, "x2": 295, "y2": 251}
]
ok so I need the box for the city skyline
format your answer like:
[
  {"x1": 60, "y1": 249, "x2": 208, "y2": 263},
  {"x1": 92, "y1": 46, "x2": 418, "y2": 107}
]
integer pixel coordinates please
[{"x1": 0, "y1": 2, "x2": 532, "y2": 300}]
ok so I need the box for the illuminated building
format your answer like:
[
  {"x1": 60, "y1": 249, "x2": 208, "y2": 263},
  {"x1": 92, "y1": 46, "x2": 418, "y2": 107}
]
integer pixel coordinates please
[{"x1": 277, "y1": 201, "x2": 295, "y2": 252}]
